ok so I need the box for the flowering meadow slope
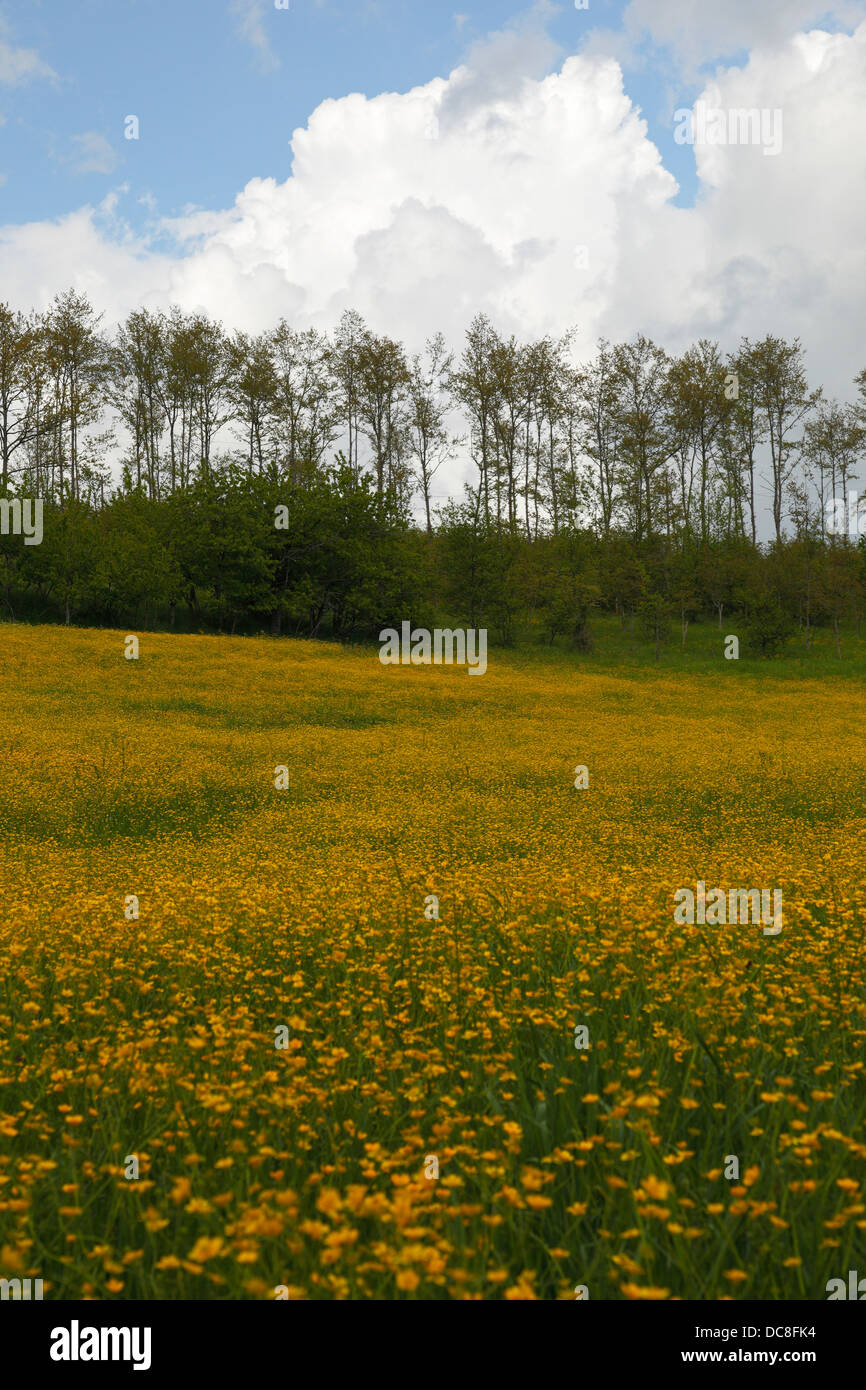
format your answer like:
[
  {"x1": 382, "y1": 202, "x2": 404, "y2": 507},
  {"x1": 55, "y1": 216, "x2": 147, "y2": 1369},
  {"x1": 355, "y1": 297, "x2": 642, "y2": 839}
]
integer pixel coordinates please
[{"x1": 0, "y1": 626, "x2": 864, "y2": 1299}]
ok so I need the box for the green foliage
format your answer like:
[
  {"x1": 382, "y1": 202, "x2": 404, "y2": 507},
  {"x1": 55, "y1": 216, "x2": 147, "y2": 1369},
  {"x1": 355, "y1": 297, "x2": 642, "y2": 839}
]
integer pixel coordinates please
[
  {"x1": 744, "y1": 599, "x2": 795, "y2": 657},
  {"x1": 637, "y1": 594, "x2": 672, "y2": 658},
  {"x1": 2, "y1": 467, "x2": 865, "y2": 669}
]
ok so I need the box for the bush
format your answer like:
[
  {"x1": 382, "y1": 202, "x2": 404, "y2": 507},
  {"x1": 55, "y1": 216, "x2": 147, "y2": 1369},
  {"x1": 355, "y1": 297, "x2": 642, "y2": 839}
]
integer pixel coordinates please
[
  {"x1": 744, "y1": 600, "x2": 794, "y2": 657},
  {"x1": 637, "y1": 595, "x2": 671, "y2": 659}
]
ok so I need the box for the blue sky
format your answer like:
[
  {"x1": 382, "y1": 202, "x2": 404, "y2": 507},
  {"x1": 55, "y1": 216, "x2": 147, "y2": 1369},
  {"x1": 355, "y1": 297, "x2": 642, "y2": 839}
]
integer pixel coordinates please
[{"x1": 0, "y1": 0, "x2": 754, "y2": 225}]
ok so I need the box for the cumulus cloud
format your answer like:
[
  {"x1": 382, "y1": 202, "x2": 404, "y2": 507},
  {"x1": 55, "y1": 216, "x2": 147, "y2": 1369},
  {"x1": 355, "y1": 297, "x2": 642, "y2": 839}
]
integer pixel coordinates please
[
  {"x1": 657, "y1": 25, "x2": 866, "y2": 375},
  {"x1": 437, "y1": 5, "x2": 562, "y2": 133},
  {"x1": 0, "y1": 39, "x2": 56, "y2": 85},
  {"x1": 0, "y1": 205, "x2": 175, "y2": 312},
  {"x1": 622, "y1": 0, "x2": 866, "y2": 66},
  {"x1": 582, "y1": 0, "x2": 866, "y2": 90},
  {"x1": 138, "y1": 42, "x2": 676, "y2": 355}
]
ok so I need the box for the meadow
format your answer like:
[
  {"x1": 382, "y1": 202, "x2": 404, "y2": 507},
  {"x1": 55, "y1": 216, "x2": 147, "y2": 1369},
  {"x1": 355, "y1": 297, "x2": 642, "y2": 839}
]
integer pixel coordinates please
[{"x1": 0, "y1": 620, "x2": 864, "y2": 1300}]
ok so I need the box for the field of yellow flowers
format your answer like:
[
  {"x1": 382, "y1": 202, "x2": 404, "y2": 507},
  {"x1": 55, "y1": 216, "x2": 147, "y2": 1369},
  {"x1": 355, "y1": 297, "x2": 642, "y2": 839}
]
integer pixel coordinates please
[{"x1": 0, "y1": 624, "x2": 864, "y2": 1300}]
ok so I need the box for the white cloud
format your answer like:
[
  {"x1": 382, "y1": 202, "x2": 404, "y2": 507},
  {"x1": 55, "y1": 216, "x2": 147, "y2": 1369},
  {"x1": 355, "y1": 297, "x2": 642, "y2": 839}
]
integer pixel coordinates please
[
  {"x1": 0, "y1": 207, "x2": 173, "y2": 315},
  {"x1": 230, "y1": 0, "x2": 279, "y2": 73},
  {"x1": 655, "y1": 26, "x2": 866, "y2": 367},
  {"x1": 66, "y1": 132, "x2": 119, "y2": 176},
  {"x1": 437, "y1": 19, "x2": 561, "y2": 133},
  {"x1": 587, "y1": 0, "x2": 866, "y2": 81},
  {"x1": 0, "y1": 39, "x2": 56, "y2": 85},
  {"x1": 1, "y1": 18, "x2": 865, "y2": 500},
  {"x1": 142, "y1": 42, "x2": 671, "y2": 353}
]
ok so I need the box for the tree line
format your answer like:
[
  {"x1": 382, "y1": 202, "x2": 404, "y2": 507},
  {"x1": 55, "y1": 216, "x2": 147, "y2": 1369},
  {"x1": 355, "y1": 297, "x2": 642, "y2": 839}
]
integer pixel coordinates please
[{"x1": 1, "y1": 291, "x2": 864, "y2": 654}]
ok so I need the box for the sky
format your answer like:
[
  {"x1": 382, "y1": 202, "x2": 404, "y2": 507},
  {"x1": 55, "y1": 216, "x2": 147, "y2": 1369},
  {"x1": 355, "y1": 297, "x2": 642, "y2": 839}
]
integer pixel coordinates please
[{"x1": 1, "y1": 0, "x2": 865, "y2": 502}]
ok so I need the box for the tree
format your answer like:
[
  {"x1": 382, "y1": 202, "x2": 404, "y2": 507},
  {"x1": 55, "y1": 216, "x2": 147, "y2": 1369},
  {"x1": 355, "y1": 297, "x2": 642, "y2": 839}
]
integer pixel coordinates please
[
  {"x1": 487, "y1": 331, "x2": 529, "y2": 532},
  {"x1": 227, "y1": 330, "x2": 276, "y2": 476},
  {"x1": 697, "y1": 538, "x2": 753, "y2": 629},
  {"x1": 748, "y1": 335, "x2": 820, "y2": 543},
  {"x1": 600, "y1": 534, "x2": 648, "y2": 632},
  {"x1": 725, "y1": 341, "x2": 768, "y2": 543},
  {"x1": 112, "y1": 309, "x2": 168, "y2": 500},
  {"x1": 670, "y1": 546, "x2": 700, "y2": 648},
  {"x1": 572, "y1": 341, "x2": 620, "y2": 537},
  {"x1": 331, "y1": 310, "x2": 368, "y2": 481},
  {"x1": 182, "y1": 313, "x2": 232, "y2": 480},
  {"x1": 44, "y1": 290, "x2": 110, "y2": 502},
  {"x1": 819, "y1": 542, "x2": 863, "y2": 658},
  {"x1": 25, "y1": 498, "x2": 97, "y2": 625},
  {"x1": 611, "y1": 336, "x2": 671, "y2": 542},
  {"x1": 637, "y1": 593, "x2": 671, "y2": 662},
  {"x1": 356, "y1": 329, "x2": 411, "y2": 502},
  {"x1": 406, "y1": 333, "x2": 457, "y2": 536},
  {"x1": 744, "y1": 597, "x2": 794, "y2": 657},
  {"x1": 666, "y1": 339, "x2": 730, "y2": 543},
  {"x1": 800, "y1": 400, "x2": 864, "y2": 541},
  {"x1": 0, "y1": 304, "x2": 41, "y2": 488},
  {"x1": 269, "y1": 322, "x2": 336, "y2": 483},
  {"x1": 89, "y1": 490, "x2": 182, "y2": 629},
  {"x1": 526, "y1": 332, "x2": 574, "y2": 537},
  {"x1": 533, "y1": 530, "x2": 599, "y2": 648},
  {"x1": 450, "y1": 314, "x2": 499, "y2": 525}
]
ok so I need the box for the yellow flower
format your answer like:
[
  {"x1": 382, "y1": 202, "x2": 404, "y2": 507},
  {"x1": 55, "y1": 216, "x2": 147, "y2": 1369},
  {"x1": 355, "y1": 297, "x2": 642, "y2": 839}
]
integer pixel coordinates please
[
  {"x1": 187, "y1": 1237, "x2": 225, "y2": 1263},
  {"x1": 315, "y1": 1188, "x2": 342, "y2": 1218},
  {"x1": 639, "y1": 1175, "x2": 671, "y2": 1202},
  {"x1": 504, "y1": 1279, "x2": 538, "y2": 1300}
]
